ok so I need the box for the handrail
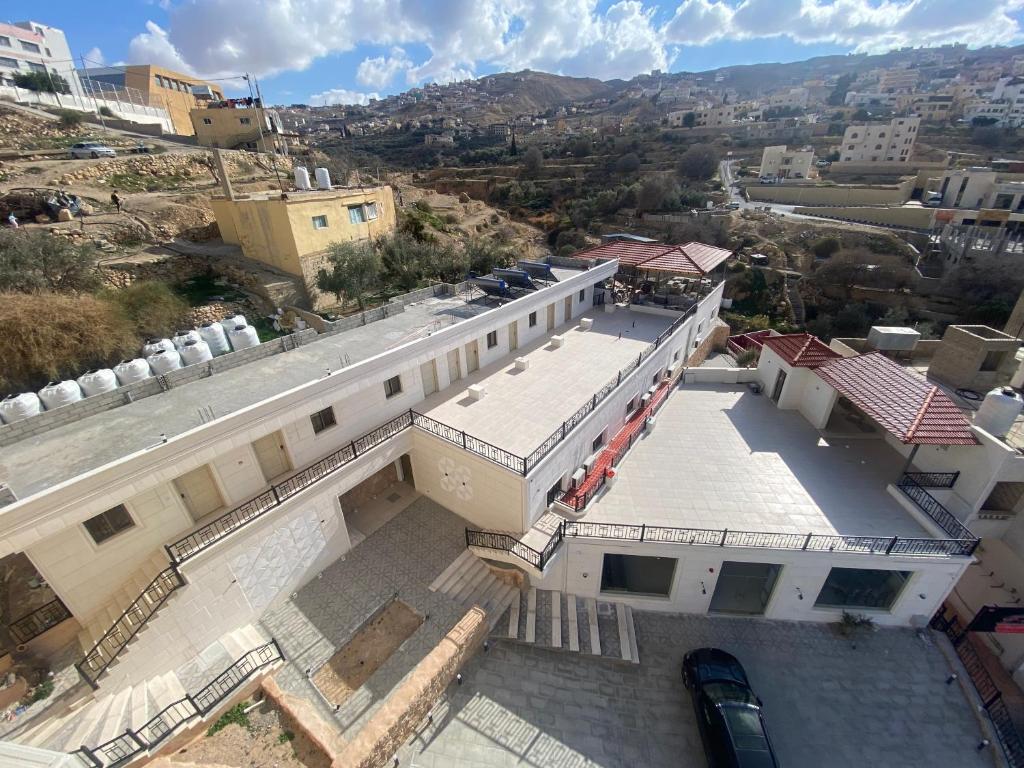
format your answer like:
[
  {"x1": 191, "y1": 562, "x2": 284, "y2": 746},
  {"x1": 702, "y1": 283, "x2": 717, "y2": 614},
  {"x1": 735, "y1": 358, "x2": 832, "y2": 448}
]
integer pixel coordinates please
[
  {"x1": 466, "y1": 523, "x2": 565, "y2": 572},
  {"x1": 897, "y1": 474, "x2": 978, "y2": 550},
  {"x1": 7, "y1": 597, "x2": 72, "y2": 645},
  {"x1": 75, "y1": 640, "x2": 284, "y2": 768},
  {"x1": 903, "y1": 471, "x2": 959, "y2": 489}
]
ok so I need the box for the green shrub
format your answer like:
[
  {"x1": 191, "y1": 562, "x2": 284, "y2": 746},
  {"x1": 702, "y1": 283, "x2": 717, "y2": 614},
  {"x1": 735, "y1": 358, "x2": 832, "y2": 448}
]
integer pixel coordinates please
[
  {"x1": 25, "y1": 679, "x2": 54, "y2": 704},
  {"x1": 278, "y1": 730, "x2": 295, "y2": 744},
  {"x1": 101, "y1": 281, "x2": 191, "y2": 337},
  {"x1": 56, "y1": 109, "x2": 83, "y2": 129},
  {"x1": 207, "y1": 702, "x2": 250, "y2": 736},
  {"x1": 99, "y1": 106, "x2": 114, "y2": 118}
]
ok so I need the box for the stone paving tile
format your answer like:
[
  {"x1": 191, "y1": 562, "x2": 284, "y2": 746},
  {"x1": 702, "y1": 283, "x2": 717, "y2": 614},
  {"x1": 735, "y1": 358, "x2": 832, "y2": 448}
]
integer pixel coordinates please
[{"x1": 401, "y1": 611, "x2": 992, "y2": 768}]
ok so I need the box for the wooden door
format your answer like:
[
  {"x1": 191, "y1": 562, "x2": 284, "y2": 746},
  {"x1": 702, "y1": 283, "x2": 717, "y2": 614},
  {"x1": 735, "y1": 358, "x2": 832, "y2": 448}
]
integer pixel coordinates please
[
  {"x1": 564, "y1": 296, "x2": 572, "y2": 323},
  {"x1": 447, "y1": 348, "x2": 461, "y2": 383},
  {"x1": 420, "y1": 360, "x2": 438, "y2": 396},
  {"x1": 253, "y1": 431, "x2": 290, "y2": 483},
  {"x1": 465, "y1": 340, "x2": 480, "y2": 373},
  {"x1": 546, "y1": 303, "x2": 555, "y2": 330},
  {"x1": 173, "y1": 465, "x2": 223, "y2": 522},
  {"x1": 508, "y1": 321, "x2": 519, "y2": 351}
]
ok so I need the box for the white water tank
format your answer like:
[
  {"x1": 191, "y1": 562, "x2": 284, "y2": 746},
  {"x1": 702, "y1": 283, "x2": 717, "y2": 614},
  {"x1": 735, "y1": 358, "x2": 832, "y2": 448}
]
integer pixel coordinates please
[
  {"x1": 976, "y1": 387, "x2": 1024, "y2": 438},
  {"x1": 38, "y1": 380, "x2": 83, "y2": 410},
  {"x1": 0, "y1": 392, "x2": 42, "y2": 423},
  {"x1": 314, "y1": 167, "x2": 331, "y2": 190},
  {"x1": 199, "y1": 321, "x2": 231, "y2": 356},
  {"x1": 114, "y1": 358, "x2": 152, "y2": 386},
  {"x1": 228, "y1": 323, "x2": 260, "y2": 351},
  {"x1": 180, "y1": 338, "x2": 213, "y2": 366},
  {"x1": 143, "y1": 338, "x2": 174, "y2": 357},
  {"x1": 219, "y1": 314, "x2": 247, "y2": 335},
  {"x1": 171, "y1": 329, "x2": 201, "y2": 349},
  {"x1": 147, "y1": 348, "x2": 183, "y2": 374},
  {"x1": 294, "y1": 166, "x2": 312, "y2": 190},
  {"x1": 77, "y1": 369, "x2": 118, "y2": 397}
]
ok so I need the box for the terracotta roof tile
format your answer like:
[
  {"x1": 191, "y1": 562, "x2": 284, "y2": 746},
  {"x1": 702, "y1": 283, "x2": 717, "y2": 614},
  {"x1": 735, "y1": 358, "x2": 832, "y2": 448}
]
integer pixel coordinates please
[
  {"x1": 761, "y1": 333, "x2": 841, "y2": 368},
  {"x1": 571, "y1": 240, "x2": 732, "y2": 275}
]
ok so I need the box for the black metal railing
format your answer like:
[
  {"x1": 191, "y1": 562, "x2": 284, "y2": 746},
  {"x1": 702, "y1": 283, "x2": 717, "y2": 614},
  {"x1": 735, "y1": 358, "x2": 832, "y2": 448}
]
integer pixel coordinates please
[
  {"x1": 562, "y1": 520, "x2": 977, "y2": 558},
  {"x1": 465, "y1": 523, "x2": 564, "y2": 571},
  {"x1": 7, "y1": 598, "x2": 72, "y2": 645},
  {"x1": 931, "y1": 605, "x2": 1024, "y2": 768},
  {"x1": 76, "y1": 567, "x2": 184, "y2": 689},
  {"x1": 74, "y1": 640, "x2": 284, "y2": 768},
  {"x1": 897, "y1": 474, "x2": 979, "y2": 553},
  {"x1": 411, "y1": 411, "x2": 528, "y2": 474},
  {"x1": 903, "y1": 471, "x2": 960, "y2": 489}
]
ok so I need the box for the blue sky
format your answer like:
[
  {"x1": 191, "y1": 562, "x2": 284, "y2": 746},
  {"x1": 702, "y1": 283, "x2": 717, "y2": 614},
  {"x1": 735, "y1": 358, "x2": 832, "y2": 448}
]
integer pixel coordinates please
[{"x1": 5, "y1": 1, "x2": 1024, "y2": 105}]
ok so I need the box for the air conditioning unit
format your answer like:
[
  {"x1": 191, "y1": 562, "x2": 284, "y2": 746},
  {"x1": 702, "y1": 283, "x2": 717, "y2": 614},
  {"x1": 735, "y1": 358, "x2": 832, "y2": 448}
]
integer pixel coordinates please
[
  {"x1": 570, "y1": 468, "x2": 586, "y2": 489},
  {"x1": 667, "y1": 361, "x2": 681, "y2": 377},
  {"x1": 583, "y1": 453, "x2": 598, "y2": 474},
  {"x1": 641, "y1": 393, "x2": 652, "y2": 407}
]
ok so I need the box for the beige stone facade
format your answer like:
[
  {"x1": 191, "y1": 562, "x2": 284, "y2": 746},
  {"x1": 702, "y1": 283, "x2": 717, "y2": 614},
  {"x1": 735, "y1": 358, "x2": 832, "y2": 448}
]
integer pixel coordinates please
[{"x1": 928, "y1": 325, "x2": 1020, "y2": 391}]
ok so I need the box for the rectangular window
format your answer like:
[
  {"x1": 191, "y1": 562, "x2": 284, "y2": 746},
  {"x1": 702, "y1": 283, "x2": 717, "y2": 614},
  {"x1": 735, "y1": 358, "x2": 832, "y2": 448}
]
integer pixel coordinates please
[
  {"x1": 239, "y1": 117, "x2": 251, "y2": 125},
  {"x1": 84, "y1": 504, "x2": 135, "y2": 545},
  {"x1": 348, "y1": 205, "x2": 367, "y2": 224},
  {"x1": 20, "y1": 40, "x2": 40, "y2": 54},
  {"x1": 364, "y1": 202, "x2": 378, "y2": 220},
  {"x1": 383, "y1": 375, "x2": 402, "y2": 398},
  {"x1": 486, "y1": 330, "x2": 498, "y2": 349},
  {"x1": 312, "y1": 215, "x2": 328, "y2": 229},
  {"x1": 578, "y1": 289, "x2": 585, "y2": 303},
  {"x1": 601, "y1": 554, "x2": 676, "y2": 596},
  {"x1": 592, "y1": 432, "x2": 605, "y2": 451},
  {"x1": 528, "y1": 311, "x2": 537, "y2": 327},
  {"x1": 673, "y1": 349, "x2": 681, "y2": 361},
  {"x1": 0, "y1": 56, "x2": 17, "y2": 69},
  {"x1": 310, "y1": 406, "x2": 336, "y2": 434},
  {"x1": 814, "y1": 567, "x2": 911, "y2": 611},
  {"x1": 625, "y1": 396, "x2": 638, "y2": 415},
  {"x1": 27, "y1": 62, "x2": 45, "y2": 73},
  {"x1": 0, "y1": 36, "x2": 10, "y2": 47},
  {"x1": 202, "y1": 117, "x2": 213, "y2": 125}
]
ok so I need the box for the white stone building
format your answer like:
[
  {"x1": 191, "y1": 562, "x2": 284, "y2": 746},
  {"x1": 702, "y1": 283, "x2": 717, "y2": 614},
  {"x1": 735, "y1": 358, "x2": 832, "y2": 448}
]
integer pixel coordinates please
[
  {"x1": 840, "y1": 116, "x2": 920, "y2": 163},
  {"x1": 759, "y1": 145, "x2": 814, "y2": 179}
]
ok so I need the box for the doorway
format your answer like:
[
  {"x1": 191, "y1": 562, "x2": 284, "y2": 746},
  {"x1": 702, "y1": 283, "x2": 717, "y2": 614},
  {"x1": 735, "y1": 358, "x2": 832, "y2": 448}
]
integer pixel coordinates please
[
  {"x1": 708, "y1": 561, "x2": 782, "y2": 615},
  {"x1": 563, "y1": 296, "x2": 573, "y2": 323},
  {"x1": 252, "y1": 431, "x2": 291, "y2": 483},
  {"x1": 465, "y1": 340, "x2": 480, "y2": 373},
  {"x1": 446, "y1": 348, "x2": 462, "y2": 384},
  {"x1": 173, "y1": 465, "x2": 224, "y2": 523},
  {"x1": 771, "y1": 369, "x2": 787, "y2": 404},
  {"x1": 546, "y1": 303, "x2": 555, "y2": 331},
  {"x1": 508, "y1": 321, "x2": 519, "y2": 351},
  {"x1": 420, "y1": 359, "x2": 438, "y2": 397}
]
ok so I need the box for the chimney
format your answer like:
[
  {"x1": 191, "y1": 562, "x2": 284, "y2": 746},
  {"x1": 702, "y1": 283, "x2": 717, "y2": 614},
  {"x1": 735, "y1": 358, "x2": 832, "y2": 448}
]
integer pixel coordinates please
[{"x1": 213, "y1": 149, "x2": 234, "y2": 200}]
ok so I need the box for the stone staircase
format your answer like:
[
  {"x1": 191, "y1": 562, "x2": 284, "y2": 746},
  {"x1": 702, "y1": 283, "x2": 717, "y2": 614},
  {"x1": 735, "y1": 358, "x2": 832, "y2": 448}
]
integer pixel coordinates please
[
  {"x1": 428, "y1": 549, "x2": 521, "y2": 629},
  {"x1": 15, "y1": 625, "x2": 269, "y2": 757},
  {"x1": 502, "y1": 588, "x2": 640, "y2": 664}
]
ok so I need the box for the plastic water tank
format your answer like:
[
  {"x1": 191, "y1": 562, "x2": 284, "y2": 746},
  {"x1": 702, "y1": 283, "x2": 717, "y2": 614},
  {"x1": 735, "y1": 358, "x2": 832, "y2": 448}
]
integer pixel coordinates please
[
  {"x1": 147, "y1": 348, "x2": 183, "y2": 374},
  {"x1": 171, "y1": 329, "x2": 201, "y2": 349},
  {"x1": 228, "y1": 323, "x2": 260, "y2": 351},
  {"x1": 294, "y1": 166, "x2": 312, "y2": 190},
  {"x1": 77, "y1": 369, "x2": 118, "y2": 397},
  {"x1": 314, "y1": 167, "x2": 331, "y2": 190},
  {"x1": 113, "y1": 358, "x2": 152, "y2": 386},
  {"x1": 143, "y1": 337, "x2": 175, "y2": 357},
  {"x1": 198, "y1": 321, "x2": 231, "y2": 356},
  {"x1": 38, "y1": 380, "x2": 83, "y2": 410},
  {"x1": 219, "y1": 314, "x2": 247, "y2": 335},
  {"x1": 976, "y1": 387, "x2": 1024, "y2": 438},
  {"x1": 0, "y1": 392, "x2": 42, "y2": 423},
  {"x1": 180, "y1": 338, "x2": 213, "y2": 366}
]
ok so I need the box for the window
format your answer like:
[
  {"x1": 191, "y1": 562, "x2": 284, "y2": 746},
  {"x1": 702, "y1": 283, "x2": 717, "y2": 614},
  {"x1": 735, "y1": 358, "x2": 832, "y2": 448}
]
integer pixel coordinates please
[
  {"x1": 814, "y1": 567, "x2": 911, "y2": 610},
  {"x1": 601, "y1": 554, "x2": 676, "y2": 596},
  {"x1": 981, "y1": 350, "x2": 1006, "y2": 372},
  {"x1": 202, "y1": 117, "x2": 213, "y2": 125},
  {"x1": 0, "y1": 56, "x2": 17, "y2": 69},
  {"x1": 312, "y1": 215, "x2": 328, "y2": 229},
  {"x1": 364, "y1": 202, "x2": 378, "y2": 220},
  {"x1": 154, "y1": 75, "x2": 164, "y2": 88},
  {"x1": 20, "y1": 40, "x2": 40, "y2": 54},
  {"x1": 0, "y1": 36, "x2": 10, "y2": 47},
  {"x1": 27, "y1": 62, "x2": 45, "y2": 73},
  {"x1": 384, "y1": 375, "x2": 402, "y2": 398},
  {"x1": 348, "y1": 205, "x2": 367, "y2": 224},
  {"x1": 528, "y1": 311, "x2": 537, "y2": 327},
  {"x1": 625, "y1": 396, "x2": 638, "y2": 415},
  {"x1": 592, "y1": 431, "x2": 605, "y2": 451},
  {"x1": 310, "y1": 406, "x2": 336, "y2": 434},
  {"x1": 84, "y1": 504, "x2": 135, "y2": 545},
  {"x1": 578, "y1": 289, "x2": 585, "y2": 303},
  {"x1": 653, "y1": 371, "x2": 662, "y2": 385},
  {"x1": 239, "y1": 117, "x2": 251, "y2": 125},
  {"x1": 486, "y1": 330, "x2": 498, "y2": 349},
  {"x1": 673, "y1": 349, "x2": 681, "y2": 361}
]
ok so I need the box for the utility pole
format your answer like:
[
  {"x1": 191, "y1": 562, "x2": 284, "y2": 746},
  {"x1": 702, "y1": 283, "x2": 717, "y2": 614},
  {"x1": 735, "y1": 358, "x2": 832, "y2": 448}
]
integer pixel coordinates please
[
  {"x1": 79, "y1": 55, "x2": 107, "y2": 133},
  {"x1": 246, "y1": 72, "x2": 285, "y2": 193}
]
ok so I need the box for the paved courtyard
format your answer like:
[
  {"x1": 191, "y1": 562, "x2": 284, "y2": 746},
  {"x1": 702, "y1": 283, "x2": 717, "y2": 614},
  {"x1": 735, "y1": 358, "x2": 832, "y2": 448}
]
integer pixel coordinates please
[{"x1": 400, "y1": 612, "x2": 992, "y2": 768}]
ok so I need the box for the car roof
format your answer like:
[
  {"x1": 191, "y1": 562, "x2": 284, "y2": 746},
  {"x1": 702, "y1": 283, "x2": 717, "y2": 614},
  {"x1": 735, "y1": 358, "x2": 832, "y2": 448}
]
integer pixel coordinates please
[
  {"x1": 690, "y1": 648, "x2": 750, "y2": 688},
  {"x1": 720, "y1": 703, "x2": 777, "y2": 768}
]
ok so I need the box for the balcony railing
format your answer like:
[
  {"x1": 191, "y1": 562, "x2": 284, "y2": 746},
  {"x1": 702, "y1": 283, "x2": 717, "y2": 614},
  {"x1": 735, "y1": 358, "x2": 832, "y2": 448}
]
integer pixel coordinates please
[
  {"x1": 903, "y1": 471, "x2": 960, "y2": 489},
  {"x1": 466, "y1": 523, "x2": 565, "y2": 572},
  {"x1": 897, "y1": 474, "x2": 978, "y2": 552},
  {"x1": 7, "y1": 598, "x2": 72, "y2": 646},
  {"x1": 74, "y1": 640, "x2": 284, "y2": 768}
]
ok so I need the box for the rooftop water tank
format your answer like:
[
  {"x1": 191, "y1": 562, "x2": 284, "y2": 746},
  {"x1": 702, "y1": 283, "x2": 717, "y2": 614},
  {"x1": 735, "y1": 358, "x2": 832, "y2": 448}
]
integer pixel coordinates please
[
  {"x1": 219, "y1": 314, "x2": 247, "y2": 335},
  {"x1": 143, "y1": 337, "x2": 174, "y2": 357},
  {"x1": 976, "y1": 387, "x2": 1024, "y2": 438},
  {"x1": 113, "y1": 358, "x2": 152, "y2": 386},
  {"x1": 147, "y1": 348, "x2": 183, "y2": 374},
  {"x1": 0, "y1": 392, "x2": 42, "y2": 424},
  {"x1": 180, "y1": 338, "x2": 213, "y2": 366},
  {"x1": 199, "y1": 321, "x2": 231, "y2": 356},
  {"x1": 294, "y1": 166, "x2": 312, "y2": 191},
  {"x1": 77, "y1": 369, "x2": 118, "y2": 397},
  {"x1": 172, "y1": 329, "x2": 201, "y2": 350},
  {"x1": 228, "y1": 323, "x2": 260, "y2": 351},
  {"x1": 314, "y1": 167, "x2": 331, "y2": 190},
  {"x1": 38, "y1": 380, "x2": 83, "y2": 410}
]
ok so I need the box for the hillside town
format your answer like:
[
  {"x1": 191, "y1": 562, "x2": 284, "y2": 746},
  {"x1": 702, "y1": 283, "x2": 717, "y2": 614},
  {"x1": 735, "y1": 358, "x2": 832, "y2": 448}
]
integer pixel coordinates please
[{"x1": 6, "y1": 9, "x2": 1024, "y2": 768}]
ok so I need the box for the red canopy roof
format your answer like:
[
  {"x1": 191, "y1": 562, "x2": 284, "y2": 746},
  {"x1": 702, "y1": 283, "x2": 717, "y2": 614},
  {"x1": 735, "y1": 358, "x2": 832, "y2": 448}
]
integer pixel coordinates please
[
  {"x1": 761, "y1": 333, "x2": 841, "y2": 368},
  {"x1": 573, "y1": 240, "x2": 732, "y2": 275},
  {"x1": 814, "y1": 352, "x2": 979, "y2": 445}
]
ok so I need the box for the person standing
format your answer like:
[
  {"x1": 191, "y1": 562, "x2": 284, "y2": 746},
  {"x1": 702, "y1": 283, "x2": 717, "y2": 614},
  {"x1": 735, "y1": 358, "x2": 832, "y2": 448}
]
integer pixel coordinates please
[
  {"x1": 110, "y1": 190, "x2": 123, "y2": 213},
  {"x1": 6, "y1": 212, "x2": 17, "y2": 228}
]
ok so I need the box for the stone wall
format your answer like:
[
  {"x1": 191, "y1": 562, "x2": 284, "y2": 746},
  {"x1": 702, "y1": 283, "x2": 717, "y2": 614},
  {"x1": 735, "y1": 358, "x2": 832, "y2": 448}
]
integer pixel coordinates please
[
  {"x1": 333, "y1": 607, "x2": 488, "y2": 768},
  {"x1": 687, "y1": 321, "x2": 729, "y2": 368}
]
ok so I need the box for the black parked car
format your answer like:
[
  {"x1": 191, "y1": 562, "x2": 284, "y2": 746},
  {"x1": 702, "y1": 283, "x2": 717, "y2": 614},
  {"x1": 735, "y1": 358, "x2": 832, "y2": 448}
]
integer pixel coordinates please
[{"x1": 682, "y1": 648, "x2": 780, "y2": 768}]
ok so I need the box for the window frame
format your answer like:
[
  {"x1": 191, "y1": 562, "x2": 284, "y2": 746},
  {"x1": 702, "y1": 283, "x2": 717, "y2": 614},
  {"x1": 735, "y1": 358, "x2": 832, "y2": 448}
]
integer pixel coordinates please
[
  {"x1": 312, "y1": 214, "x2": 328, "y2": 229},
  {"x1": 239, "y1": 117, "x2": 252, "y2": 125},
  {"x1": 0, "y1": 36, "x2": 10, "y2": 48},
  {"x1": 383, "y1": 374, "x2": 403, "y2": 399},
  {"x1": 202, "y1": 117, "x2": 213, "y2": 125},
  {"x1": 528, "y1": 311, "x2": 537, "y2": 327},
  {"x1": 364, "y1": 201, "x2": 378, "y2": 221},
  {"x1": 348, "y1": 205, "x2": 367, "y2": 224},
  {"x1": 578, "y1": 288, "x2": 586, "y2": 303},
  {"x1": 19, "y1": 40, "x2": 40, "y2": 54},
  {"x1": 83, "y1": 504, "x2": 136, "y2": 545},
  {"x1": 310, "y1": 406, "x2": 337, "y2": 434},
  {"x1": 814, "y1": 567, "x2": 911, "y2": 611},
  {"x1": 486, "y1": 330, "x2": 498, "y2": 349}
]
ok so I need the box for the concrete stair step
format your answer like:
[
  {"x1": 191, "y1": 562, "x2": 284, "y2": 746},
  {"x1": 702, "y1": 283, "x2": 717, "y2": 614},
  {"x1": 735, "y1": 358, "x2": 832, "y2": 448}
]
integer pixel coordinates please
[
  {"x1": 129, "y1": 682, "x2": 154, "y2": 732},
  {"x1": 624, "y1": 606, "x2": 640, "y2": 665},
  {"x1": 451, "y1": 562, "x2": 490, "y2": 605},
  {"x1": 567, "y1": 593, "x2": 580, "y2": 652},
  {"x1": 586, "y1": 598, "x2": 601, "y2": 656},
  {"x1": 616, "y1": 603, "x2": 632, "y2": 663},
  {"x1": 471, "y1": 576, "x2": 506, "y2": 613},
  {"x1": 551, "y1": 591, "x2": 562, "y2": 649},
  {"x1": 240, "y1": 624, "x2": 266, "y2": 648},
  {"x1": 57, "y1": 692, "x2": 117, "y2": 753},
  {"x1": 221, "y1": 630, "x2": 249, "y2": 660},
  {"x1": 507, "y1": 585, "x2": 522, "y2": 639},
  {"x1": 18, "y1": 704, "x2": 79, "y2": 748},
  {"x1": 94, "y1": 685, "x2": 133, "y2": 747},
  {"x1": 429, "y1": 549, "x2": 474, "y2": 593},
  {"x1": 525, "y1": 588, "x2": 537, "y2": 644}
]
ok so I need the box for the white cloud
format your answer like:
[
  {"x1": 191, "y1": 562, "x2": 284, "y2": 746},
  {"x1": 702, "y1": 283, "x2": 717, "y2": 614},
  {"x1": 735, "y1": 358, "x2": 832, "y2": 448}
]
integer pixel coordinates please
[
  {"x1": 309, "y1": 87, "x2": 382, "y2": 106},
  {"x1": 82, "y1": 47, "x2": 105, "y2": 67},
  {"x1": 127, "y1": 21, "x2": 194, "y2": 74},
  {"x1": 357, "y1": 47, "x2": 414, "y2": 88}
]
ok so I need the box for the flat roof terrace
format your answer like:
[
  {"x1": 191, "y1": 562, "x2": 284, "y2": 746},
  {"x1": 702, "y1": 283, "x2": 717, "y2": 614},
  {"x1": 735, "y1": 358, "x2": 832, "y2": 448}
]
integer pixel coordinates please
[
  {"x1": 585, "y1": 384, "x2": 930, "y2": 539},
  {"x1": 418, "y1": 307, "x2": 676, "y2": 459}
]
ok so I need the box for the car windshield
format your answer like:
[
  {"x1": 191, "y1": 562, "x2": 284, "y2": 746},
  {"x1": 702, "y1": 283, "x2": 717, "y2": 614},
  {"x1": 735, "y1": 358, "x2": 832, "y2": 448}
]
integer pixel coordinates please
[
  {"x1": 721, "y1": 705, "x2": 771, "y2": 753},
  {"x1": 703, "y1": 681, "x2": 756, "y2": 705}
]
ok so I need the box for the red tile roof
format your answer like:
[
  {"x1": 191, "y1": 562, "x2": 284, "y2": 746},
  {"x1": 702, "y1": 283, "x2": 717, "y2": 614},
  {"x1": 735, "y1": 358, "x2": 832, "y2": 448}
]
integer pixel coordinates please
[
  {"x1": 761, "y1": 333, "x2": 841, "y2": 368},
  {"x1": 813, "y1": 353, "x2": 979, "y2": 445},
  {"x1": 572, "y1": 240, "x2": 732, "y2": 275}
]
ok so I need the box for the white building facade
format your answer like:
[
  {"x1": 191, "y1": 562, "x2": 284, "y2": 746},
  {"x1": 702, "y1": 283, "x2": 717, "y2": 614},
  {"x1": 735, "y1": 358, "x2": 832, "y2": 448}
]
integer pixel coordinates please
[{"x1": 840, "y1": 116, "x2": 920, "y2": 163}]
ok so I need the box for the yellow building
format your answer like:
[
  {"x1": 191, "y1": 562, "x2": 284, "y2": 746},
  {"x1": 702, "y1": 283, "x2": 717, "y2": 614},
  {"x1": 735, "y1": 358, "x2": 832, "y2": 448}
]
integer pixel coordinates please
[
  {"x1": 190, "y1": 104, "x2": 287, "y2": 152},
  {"x1": 210, "y1": 186, "x2": 397, "y2": 308},
  {"x1": 79, "y1": 65, "x2": 224, "y2": 135}
]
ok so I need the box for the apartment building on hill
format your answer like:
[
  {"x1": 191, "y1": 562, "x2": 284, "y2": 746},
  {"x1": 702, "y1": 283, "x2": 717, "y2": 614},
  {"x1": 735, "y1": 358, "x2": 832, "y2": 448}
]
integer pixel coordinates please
[{"x1": 839, "y1": 116, "x2": 920, "y2": 163}]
